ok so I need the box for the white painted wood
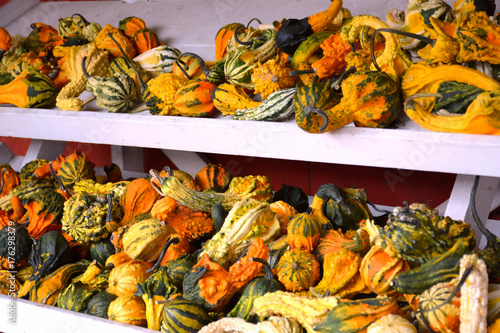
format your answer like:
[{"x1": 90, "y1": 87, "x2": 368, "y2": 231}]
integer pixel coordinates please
[
  {"x1": 21, "y1": 139, "x2": 66, "y2": 167},
  {"x1": 0, "y1": 142, "x2": 14, "y2": 164},
  {"x1": 161, "y1": 149, "x2": 210, "y2": 176},
  {"x1": 7, "y1": 155, "x2": 25, "y2": 172},
  {"x1": 445, "y1": 175, "x2": 500, "y2": 245},
  {"x1": 111, "y1": 146, "x2": 144, "y2": 173},
  {"x1": 0, "y1": 0, "x2": 39, "y2": 28},
  {"x1": 2, "y1": 108, "x2": 500, "y2": 177},
  {"x1": 0, "y1": 294, "x2": 152, "y2": 333}
]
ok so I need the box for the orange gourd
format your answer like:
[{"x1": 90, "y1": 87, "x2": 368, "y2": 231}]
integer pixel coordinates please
[
  {"x1": 107, "y1": 260, "x2": 152, "y2": 297},
  {"x1": 132, "y1": 28, "x2": 160, "y2": 55},
  {"x1": 0, "y1": 27, "x2": 11, "y2": 57},
  {"x1": 95, "y1": 24, "x2": 136, "y2": 59},
  {"x1": 276, "y1": 248, "x2": 320, "y2": 292},
  {"x1": 0, "y1": 166, "x2": 19, "y2": 198},
  {"x1": 195, "y1": 164, "x2": 231, "y2": 193},
  {"x1": 118, "y1": 16, "x2": 147, "y2": 38},
  {"x1": 228, "y1": 237, "x2": 269, "y2": 291},
  {"x1": 118, "y1": 178, "x2": 161, "y2": 227},
  {"x1": 108, "y1": 295, "x2": 147, "y2": 326}
]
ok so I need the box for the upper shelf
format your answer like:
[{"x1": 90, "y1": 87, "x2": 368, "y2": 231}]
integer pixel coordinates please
[{"x1": 2, "y1": 0, "x2": 500, "y2": 178}]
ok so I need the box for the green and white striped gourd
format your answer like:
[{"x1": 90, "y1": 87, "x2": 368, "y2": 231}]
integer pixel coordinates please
[
  {"x1": 133, "y1": 45, "x2": 181, "y2": 77},
  {"x1": 86, "y1": 73, "x2": 137, "y2": 113},
  {"x1": 224, "y1": 28, "x2": 277, "y2": 89},
  {"x1": 233, "y1": 87, "x2": 296, "y2": 121}
]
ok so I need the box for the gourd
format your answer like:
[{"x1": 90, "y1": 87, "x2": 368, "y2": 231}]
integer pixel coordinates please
[
  {"x1": 150, "y1": 196, "x2": 215, "y2": 242},
  {"x1": 224, "y1": 26, "x2": 277, "y2": 89},
  {"x1": 107, "y1": 295, "x2": 147, "y2": 326},
  {"x1": 402, "y1": 64, "x2": 500, "y2": 135},
  {"x1": 135, "y1": 265, "x2": 179, "y2": 330},
  {"x1": 201, "y1": 198, "x2": 279, "y2": 268},
  {"x1": 286, "y1": 212, "x2": 322, "y2": 253},
  {"x1": 0, "y1": 27, "x2": 11, "y2": 60},
  {"x1": 212, "y1": 82, "x2": 261, "y2": 116},
  {"x1": 391, "y1": 237, "x2": 470, "y2": 295},
  {"x1": 118, "y1": 16, "x2": 146, "y2": 38},
  {"x1": 150, "y1": 167, "x2": 273, "y2": 213},
  {"x1": 175, "y1": 52, "x2": 226, "y2": 85},
  {"x1": 0, "y1": 165, "x2": 19, "y2": 198},
  {"x1": 1, "y1": 270, "x2": 20, "y2": 295},
  {"x1": 107, "y1": 259, "x2": 152, "y2": 297},
  {"x1": 289, "y1": 30, "x2": 335, "y2": 72},
  {"x1": 314, "y1": 229, "x2": 370, "y2": 263},
  {"x1": 250, "y1": 290, "x2": 340, "y2": 333},
  {"x1": 360, "y1": 245, "x2": 409, "y2": 297},
  {"x1": 0, "y1": 67, "x2": 57, "y2": 108},
  {"x1": 132, "y1": 44, "x2": 181, "y2": 77},
  {"x1": 95, "y1": 24, "x2": 136, "y2": 59},
  {"x1": 233, "y1": 87, "x2": 297, "y2": 121},
  {"x1": 272, "y1": 183, "x2": 309, "y2": 213},
  {"x1": 143, "y1": 73, "x2": 189, "y2": 115},
  {"x1": 132, "y1": 28, "x2": 160, "y2": 55},
  {"x1": 85, "y1": 291, "x2": 117, "y2": 319},
  {"x1": 215, "y1": 22, "x2": 242, "y2": 61},
  {"x1": 250, "y1": 55, "x2": 295, "y2": 99},
  {"x1": 118, "y1": 177, "x2": 161, "y2": 227},
  {"x1": 314, "y1": 297, "x2": 399, "y2": 333},
  {"x1": 459, "y1": 254, "x2": 488, "y2": 333},
  {"x1": 28, "y1": 260, "x2": 89, "y2": 305},
  {"x1": 23, "y1": 22, "x2": 63, "y2": 58},
  {"x1": 172, "y1": 78, "x2": 217, "y2": 117},
  {"x1": 17, "y1": 231, "x2": 73, "y2": 298},
  {"x1": 195, "y1": 164, "x2": 231, "y2": 193},
  {"x1": 416, "y1": 280, "x2": 461, "y2": 333},
  {"x1": 312, "y1": 249, "x2": 362, "y2": 297},
  {"x1": 161, "y1": 297, "x2": 213, "y2": 333},
  {"x1": 121, "y1": 218, "x2": 173, "y2": 262},
  {"x1": 105, "y1": 251, "x2": 131, "y2": 269},
  {"x1": 0, "y1": 224, "x2": 33, "y2": 270},
  {"x1": 227, "y1": 257, "x2": 283, "y2": 322},
  {"x1": 269, "y1": 200, "x2": 299, "y2": 237},
  {"x1": 303, "y1": 69, "x2": 402, "y2": 133},
  {"x1": 276, "y1": 0, "x2": 343, "y2": 55},
  {"x1": 366, "y1": 314, "x2": 417, "y2": 333},
  {"x1": 107, "y1": 56, "x2": 150, "y2": 99},
  {"x1": 166, "y1": 253, "x2": 197, "y2": 288},
  {"x1": 54, "y1": 42, "x2": 110, "y2": 111},
  {"x1": 293, "y1": 76, "x2": 341, "y2": 134},
  {"x1": 275, "y1": 248, "x2": 320, "y2": 293},
  {"x1": 61, "y1": 192, "x2": 121, "y2": 245},
  {"x1": 83, "y1": 57, "x2": 138, "y2": 113},
  {"x1": 58, "y1": 14, "x2": 102, "y2": 41},
  {"x1": 56, "y1": 280, "x2": 97, "y2": 312},
  {"x1": 89, "y1": 237, "x2": 115, "y2": 266}
]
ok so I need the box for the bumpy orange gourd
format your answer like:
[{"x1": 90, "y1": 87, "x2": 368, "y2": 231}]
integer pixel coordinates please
[{"x1": 95, "y1": 24, "x2": 136, "y2": 59}]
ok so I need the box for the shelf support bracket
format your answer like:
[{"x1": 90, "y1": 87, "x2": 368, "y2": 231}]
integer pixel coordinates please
[{"x1": 161, "y1": 149, "x2": 211, "y2": 176}]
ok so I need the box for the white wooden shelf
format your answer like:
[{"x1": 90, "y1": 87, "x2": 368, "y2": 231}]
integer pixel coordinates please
[{"x1": 1, "y1": 0, "x2": 500, "y2": 332}]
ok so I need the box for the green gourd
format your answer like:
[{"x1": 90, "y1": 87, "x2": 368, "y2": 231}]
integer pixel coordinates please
[
  {"x1": 85, "y1": 291, "x2": 118, "y2": 318},
  {"x1": 56, "y1": 281, "x2": 96, "y2": 312},
  {"x1": 83, "y1": 56, "x2": 137, "y2": 113},
  {"x1": 233, "y1": 87, "x2": 296, "y2": 121},
  {"x1": 89, "y1": 237, "x2": 116, "y2": 266},
  {"x1": 161, "y1": 297, "x2": 213, "y2": 333},
  {"x1": 133, "y1": 45, "x2": 181, "y2": 77}
]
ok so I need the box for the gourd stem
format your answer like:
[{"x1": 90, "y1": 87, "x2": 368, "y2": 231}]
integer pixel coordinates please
[
  {"x1": 0, "y1": 168, "x2": 6, "y2": 194},
  {"x1": 246, "y1": 18, "x2": 262, "y2": 29},
  {"x1": 416, "y1": 265, "x2": 474, "y2": 333},
  {"x1": 72, "y1": 13, "x2": 90, "y2": 26},
  {"x1": 366, "y1": 201, "x2": 391, "y2": 214},
  {"x1": 233, "y1": 24, "x2": 254, "y2": 46},
  {"x1": 106, "y1": 32, "x2": 147, "y2": 92},
  {"x1": 303, "y1": 106, "x2": 329, "y2": 133},
  {"x1": 163, "y1": 166, "x2": 174, "y2": 177},
  {"x1": 105, "y1": 194, "x2": 113, "y2": 224},
  {"x1": 332, "y1": 66, "x2": 356, "y2": 90},
  {"x1": 81, "y1": 56, "x2": 90, "y2": 79},
  {"x1": 174, "y1": 57, "x2": 193, "y2": 80},
  {"x1": 147, "y1": 236, "x2": 180, "y2": 273},
  {"x1": 149, "y1": 169, "x2": 166, "y2": 196},
  {"x1": 176, "y1": 52, "x2": 210, "y2": 78},
  {"x1": 309, "y1": 287, "x2": 331, "y2": 298},
  {"x1": 470, "y1": 175, "x2": 500, "y2": 251},
  {"x1": 289, "y1": 69, "x2": 315, "y2": 77},
  {"x1": 370, "y1": 28, "x2": 435, "y2": 72},
  {"x1": 81, "y1": 96, "x2": 96, "y2": 107},
  {"x1": 249, "y1": 257, "x2": 274, "y2": 279},
  {"x1": 48, "y1": 162, "x2": 65, "y2": 191}
]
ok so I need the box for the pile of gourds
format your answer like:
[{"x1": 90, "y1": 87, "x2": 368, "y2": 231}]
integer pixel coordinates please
[
  {"x1": 2, "y1": 149, "x2": 500, "y2": 332},
  {"x1": 1, "y1": 0, "x2": 500, "y2": 134}
]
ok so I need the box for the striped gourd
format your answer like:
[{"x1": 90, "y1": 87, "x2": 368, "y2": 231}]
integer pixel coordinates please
[
  {"x1": 122, "y1": 218, "x2": 172, "y2": 262},
  {"x1": 224, "y1": 28, "x2": 277, "y2": 89},
  {"x1": 86, "y1": 73, "x2": 137, "y2": 113},
  {"x1": 108, "y1": 56, "x2": 150, "y2": 98},
  {"x1": 161, "y1": 298, "x2": 213, "y2": 333},
  {"x1": 286, "y1": 212, "x2": 322, "y2": 253},
  {"x1": 133, "y1": 45, "x2": 181, "y2": 77},
  {"x1": 233, "y1": 87, "x2": 296, "y2": 121}
]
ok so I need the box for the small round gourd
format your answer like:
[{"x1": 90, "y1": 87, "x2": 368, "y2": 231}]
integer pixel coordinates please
[
  {"x1": 161, "y1": 297, "x2": 213, "y2": 333},
  {"x1": 367, "y1": 314, "x2": 417, "y2": 333},
  {"x1": 107, "y1": 260, "x2": 152, "y2": 297},
  {"x1": 286, "y1": 212, "x2": 322, "y2": 253},
  {"x1": 85, "y1": 291, "x2": 118, "y2": 319},
  {"x1": 108, "y1": 295, "x2": 147, "y2": 326},
  {"x1": 276, "y1": 248, "x2": 320, "y2": 292}
]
